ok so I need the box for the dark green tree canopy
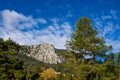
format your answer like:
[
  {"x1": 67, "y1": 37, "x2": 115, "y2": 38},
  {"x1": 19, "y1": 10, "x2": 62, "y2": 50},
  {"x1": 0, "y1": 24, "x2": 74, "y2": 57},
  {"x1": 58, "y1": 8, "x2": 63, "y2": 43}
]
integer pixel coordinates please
[
  {"x1": 66, "y1": 17, "x2": 112, "y2": 56},
  {"x1": 0, "y1": 38, "x2": 25, "y2": 79}
]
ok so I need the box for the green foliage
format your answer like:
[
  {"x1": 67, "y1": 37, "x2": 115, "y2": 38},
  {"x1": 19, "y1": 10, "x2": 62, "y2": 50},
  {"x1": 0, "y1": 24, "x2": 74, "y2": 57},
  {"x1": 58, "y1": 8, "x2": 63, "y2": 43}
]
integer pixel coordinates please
[
  {"x1": 0, "y1": 53, "x2": 25, "y2": 79},
  {"x1": 57, "y1": 58, "x2": 120, "y2": 80},
  {"x1": 57, "y1": 17, "x2": 119, "y2": 80},
  {"x1": 0, "y1": 38, "x2": 25, "y2": 80},
  {"x1": 66, "y1": 17, "x2": 112, "y2": 58},
  {"x1": 118, "y1": 52, "x2": 120, "y2": 64},
  {"x1": 109, "y1": 53, "x2": 115, "y2": 60}
]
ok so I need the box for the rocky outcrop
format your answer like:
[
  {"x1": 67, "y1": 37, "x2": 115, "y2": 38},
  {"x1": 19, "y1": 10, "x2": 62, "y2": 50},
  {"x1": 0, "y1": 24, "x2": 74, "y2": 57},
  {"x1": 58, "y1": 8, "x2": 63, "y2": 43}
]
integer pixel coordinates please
[{"x1": 21, "y1": 43, "x2": 63, "y2": 64}]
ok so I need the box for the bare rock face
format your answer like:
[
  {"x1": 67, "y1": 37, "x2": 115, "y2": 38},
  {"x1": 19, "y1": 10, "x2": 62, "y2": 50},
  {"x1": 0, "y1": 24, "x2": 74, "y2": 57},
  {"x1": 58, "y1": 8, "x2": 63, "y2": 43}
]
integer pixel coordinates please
[{"x1": 22, "y1": 43, "x2": 63, "y2": 64}]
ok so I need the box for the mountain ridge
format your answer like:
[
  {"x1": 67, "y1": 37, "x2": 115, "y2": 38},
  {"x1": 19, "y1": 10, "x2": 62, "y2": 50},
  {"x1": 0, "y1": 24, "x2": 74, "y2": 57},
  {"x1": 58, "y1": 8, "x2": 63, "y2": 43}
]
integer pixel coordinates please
[{"x1": 20, "y1": 43, "x2": 65, "y2": 64}]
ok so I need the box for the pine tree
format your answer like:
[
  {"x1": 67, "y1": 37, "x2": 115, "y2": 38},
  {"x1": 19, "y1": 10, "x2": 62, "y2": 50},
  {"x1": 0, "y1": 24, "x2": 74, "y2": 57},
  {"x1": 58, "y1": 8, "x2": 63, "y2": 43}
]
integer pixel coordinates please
[
  {"x1": 118, "y1": 52, "x2": 120, "y2": 64},
  {"x1": 0, "y1": 38, "x2": 25, "y2": 79},
  {"x1": 66, "y1": 17, "x2": 112, "y2": 60}
]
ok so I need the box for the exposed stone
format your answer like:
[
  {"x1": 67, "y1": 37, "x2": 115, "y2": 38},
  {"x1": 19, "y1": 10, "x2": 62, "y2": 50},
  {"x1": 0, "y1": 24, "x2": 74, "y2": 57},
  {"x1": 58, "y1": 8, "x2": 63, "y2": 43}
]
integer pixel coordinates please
[{"x1": 22, "y1": 43, "x2": 63, "y2": 64}]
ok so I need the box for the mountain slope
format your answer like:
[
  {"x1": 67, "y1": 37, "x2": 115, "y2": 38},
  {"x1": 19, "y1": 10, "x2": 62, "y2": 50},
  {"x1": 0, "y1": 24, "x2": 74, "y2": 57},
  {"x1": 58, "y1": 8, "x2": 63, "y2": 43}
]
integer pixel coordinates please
[{"x1": 20, "y1": 43, "x2": 64, "y2": 64}]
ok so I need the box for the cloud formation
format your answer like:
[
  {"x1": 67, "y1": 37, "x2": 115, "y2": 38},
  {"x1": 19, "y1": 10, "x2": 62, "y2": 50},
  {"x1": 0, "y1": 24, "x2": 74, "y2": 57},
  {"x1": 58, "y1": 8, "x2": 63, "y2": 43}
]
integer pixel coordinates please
[
  {"x1": 0, "y1": 9, "x2": 72, "y2": 49},
  {"x1": 0, "y1": 9, "x2": 120, "y2": 52},
  {"x1": 93, "y1": 10, "x2": 120, "y2": 53}
]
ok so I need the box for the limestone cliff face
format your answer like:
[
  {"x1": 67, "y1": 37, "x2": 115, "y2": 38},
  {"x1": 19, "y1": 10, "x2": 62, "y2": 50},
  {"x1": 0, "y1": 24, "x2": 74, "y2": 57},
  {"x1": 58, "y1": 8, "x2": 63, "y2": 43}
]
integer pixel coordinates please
[{"x1": 22, "y1": 43, "x2": 63, "y2": 64}]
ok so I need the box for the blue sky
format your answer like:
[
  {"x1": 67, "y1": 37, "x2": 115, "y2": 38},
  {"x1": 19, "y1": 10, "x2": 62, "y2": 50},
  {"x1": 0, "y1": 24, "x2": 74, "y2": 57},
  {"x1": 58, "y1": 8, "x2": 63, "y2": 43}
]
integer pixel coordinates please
[{"x1": 0, "y1": 0, "x2": 120, "y2": 53}]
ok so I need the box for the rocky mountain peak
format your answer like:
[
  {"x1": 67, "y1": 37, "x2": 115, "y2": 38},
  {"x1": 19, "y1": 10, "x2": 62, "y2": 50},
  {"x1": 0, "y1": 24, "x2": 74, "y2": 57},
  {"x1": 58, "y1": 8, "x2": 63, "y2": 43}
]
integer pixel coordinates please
[{"x1": 22, "y1": 43, "x2": 63, "y2": 64}]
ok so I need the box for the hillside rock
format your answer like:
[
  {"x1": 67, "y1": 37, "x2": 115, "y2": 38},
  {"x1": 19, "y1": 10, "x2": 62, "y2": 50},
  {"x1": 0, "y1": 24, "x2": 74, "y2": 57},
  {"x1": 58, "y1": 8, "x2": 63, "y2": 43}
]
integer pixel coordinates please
[{"x1": 21, "y1": 43, "x2": 63, "y2": 64}]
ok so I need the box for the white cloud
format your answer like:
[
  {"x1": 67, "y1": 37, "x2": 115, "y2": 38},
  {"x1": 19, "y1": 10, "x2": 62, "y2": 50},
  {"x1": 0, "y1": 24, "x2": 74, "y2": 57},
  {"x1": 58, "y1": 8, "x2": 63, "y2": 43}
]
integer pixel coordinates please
[
  {"x1": 0, "y1": 9, "x2": 72, "y2": 49},
  {"x1": 50, "y1": 18, "x2": 59, "y2": 23},
  {"x1": 93, "y1": 14, "x2": 120, "y2": 53},
  {"x1": 110, "y1": 9, "x2": 117, "y2": 19},
  {"x1": 101, "y1": 15, "x2": 112, "y2": 20},
  {"x1": 102, "y1": 22, "x2": 114, "y2": 37},
  {"x1": 105, "y1": 39, "x2": 120, "y2": 53},
  {"x1": 1, "y1": 10, "x2": 41, "y2": 30},
  {"x1": 37, "y1": 18, "x2": 47, "y2": 24},
  {"x1": 32, "y1": 22, "x2": 72, "y2": 48},
  {"x1": 67, "y1": 10, "x2": 73, "y2": 17}
]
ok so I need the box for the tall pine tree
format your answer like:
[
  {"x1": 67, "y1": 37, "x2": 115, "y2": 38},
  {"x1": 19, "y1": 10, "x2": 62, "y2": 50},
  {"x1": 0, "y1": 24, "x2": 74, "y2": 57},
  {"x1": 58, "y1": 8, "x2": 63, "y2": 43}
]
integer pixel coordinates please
[{"x1": 66, "y1": 17, "x2": 112, "y2": 59}]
